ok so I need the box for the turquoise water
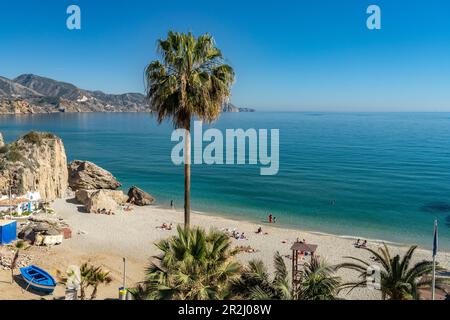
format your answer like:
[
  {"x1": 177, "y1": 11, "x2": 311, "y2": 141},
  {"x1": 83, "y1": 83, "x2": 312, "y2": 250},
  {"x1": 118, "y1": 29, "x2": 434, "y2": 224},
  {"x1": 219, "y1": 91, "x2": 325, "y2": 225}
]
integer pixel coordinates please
[{"x1": 1, "y1": 112, "x2": 449, "y2": 250}]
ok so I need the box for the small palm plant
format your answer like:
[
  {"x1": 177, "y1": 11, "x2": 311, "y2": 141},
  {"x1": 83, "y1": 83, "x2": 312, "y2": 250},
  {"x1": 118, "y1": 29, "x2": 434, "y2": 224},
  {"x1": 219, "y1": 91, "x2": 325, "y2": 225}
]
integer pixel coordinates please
[
  {"x1": 88, "y1": 266, "x2": 113, "y2": 300},
  {"x1": 337, "y1": 244, "x2": 450, "y2": 300},
  {"x1": 128, "y1": 283, "x2": 149, "y2": 300},
  {"x1": 145, "y1": 31, "x2": 235, "y2": 228},
  {"x1": 58, "y1": 262, "x2": 112, "y2": 300},
  {"x1": 297, "y1": 256, "x2": 341, "y2": 300},
  {"x1": 231, "y1": 252, "x2": 291, "y2": 300},
  {"x1": 9, "y1": 240, "x2": 29, "y2": 284},
  {"x1": 142, "y1": 226, "x2": 241, "y2": 300}
]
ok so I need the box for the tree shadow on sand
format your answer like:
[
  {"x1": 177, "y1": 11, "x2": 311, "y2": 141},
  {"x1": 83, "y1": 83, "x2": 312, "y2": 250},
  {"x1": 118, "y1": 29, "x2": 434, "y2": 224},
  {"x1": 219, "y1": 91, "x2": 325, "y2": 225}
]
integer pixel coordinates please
[{"x1": 65, "y1": 197, "x2": 88, "y2": 213}]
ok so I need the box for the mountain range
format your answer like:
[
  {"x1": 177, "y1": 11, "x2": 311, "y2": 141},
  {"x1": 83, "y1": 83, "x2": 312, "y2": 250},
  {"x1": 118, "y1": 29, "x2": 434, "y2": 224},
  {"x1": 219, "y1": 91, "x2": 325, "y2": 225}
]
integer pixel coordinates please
[{"x1": 0, "y1": 74, "x2": 254, "y2": 114}]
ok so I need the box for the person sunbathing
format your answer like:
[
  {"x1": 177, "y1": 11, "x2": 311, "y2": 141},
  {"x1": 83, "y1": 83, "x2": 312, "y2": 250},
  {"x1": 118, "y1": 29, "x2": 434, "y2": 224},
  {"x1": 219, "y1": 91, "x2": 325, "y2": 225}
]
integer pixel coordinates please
[
  {"x1": 256, "y1": 227, "x2": 263, "y2": 234},
  {"x1": 356, "y1": 240, "x2": 367, "y2": 248},
  {"x1": 157, "y1": 223, "x2": 168, "y2": 230}
]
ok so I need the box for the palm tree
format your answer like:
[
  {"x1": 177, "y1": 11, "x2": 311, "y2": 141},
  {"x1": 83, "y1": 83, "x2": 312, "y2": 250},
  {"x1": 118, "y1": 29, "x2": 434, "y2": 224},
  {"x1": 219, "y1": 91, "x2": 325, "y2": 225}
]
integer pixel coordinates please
[
  {"x1": 337, "y1": 244, "x2": 450, "y2": 300},
  {"x1": 297, "y1": 256, "x2": 341, "y2": 300},
  {"x1": 9, "y1": 240, "x2": 28, "y2": 284},
  {"x1": 145, "y1": 31, "x2": 235, "y2": 228},
  {"x1": 78, "y1": 263, "x2": 94, "y2": 300},
  {"x1": 128, "y1": 283, "x2": 149, "y2": 300},
  {"x1": 232, "y1": 254, "x2": 340, "y2": 300},
  {"x1": 142, "y1": 226, "x2": 241, "y2": 300},
  {"x1": 57, "y1": 263, "x2": 112, "y2": 300},
  {"x1": 88, "y1": 266, "x2": 113, "y2": 300},
  {"x1": 231, "y1": 252, "x2": 291, "y2": 300}
]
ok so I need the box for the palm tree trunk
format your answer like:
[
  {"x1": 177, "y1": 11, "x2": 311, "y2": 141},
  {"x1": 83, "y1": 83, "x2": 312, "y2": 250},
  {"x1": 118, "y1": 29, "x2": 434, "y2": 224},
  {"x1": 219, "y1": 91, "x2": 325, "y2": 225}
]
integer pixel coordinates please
[
  {"x1": 184, "y1": 119, "x2": 191, "y2": 228},
  {"x1": 91, "y1": 286, "x2": 98, "y2": 300}
]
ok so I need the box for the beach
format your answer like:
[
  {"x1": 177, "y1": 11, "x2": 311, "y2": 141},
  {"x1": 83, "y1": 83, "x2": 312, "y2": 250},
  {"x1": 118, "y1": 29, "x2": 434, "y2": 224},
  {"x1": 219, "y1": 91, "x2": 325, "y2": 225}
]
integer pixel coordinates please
[{"x1": 1, "y1": 197, "x2": 448, "y2": 300}]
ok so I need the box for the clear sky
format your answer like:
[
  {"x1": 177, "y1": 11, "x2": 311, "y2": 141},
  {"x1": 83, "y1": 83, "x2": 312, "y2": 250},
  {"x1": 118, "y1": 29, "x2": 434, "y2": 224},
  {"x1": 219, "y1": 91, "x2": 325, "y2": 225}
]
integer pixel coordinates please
[{"x1": 1, "y1": 0, "x2": 449, "y2": 111}]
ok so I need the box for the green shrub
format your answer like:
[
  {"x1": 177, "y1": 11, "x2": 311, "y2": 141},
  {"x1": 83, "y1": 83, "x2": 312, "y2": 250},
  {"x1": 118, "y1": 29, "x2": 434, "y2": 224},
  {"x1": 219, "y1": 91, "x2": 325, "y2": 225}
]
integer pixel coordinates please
[
  {"x1": 38, "y1": 96, "x2": 60, "y2": 106},
  {"x1": 22, "y1": 131, "x2": 56, "y2": 145},
  {"x1": 5, "y1": 149, "x2": 23, "y2": 162},
  {"x1": 23, "y1": 131, "x2": 43, "y2": 144}
]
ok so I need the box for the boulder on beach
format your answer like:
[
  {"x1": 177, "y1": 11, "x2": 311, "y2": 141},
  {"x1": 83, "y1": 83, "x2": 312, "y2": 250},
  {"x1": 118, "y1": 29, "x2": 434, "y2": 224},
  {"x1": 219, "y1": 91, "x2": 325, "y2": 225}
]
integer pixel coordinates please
[
  {"x1": 75, "y1": 189, "x2": 96, "y2": 205},
  {"x1": 18, "y1": 216, "x2": 67, "y2": 246},
  {"x1": 85, "y1": 189, "x2": 120, "y2": 213},
  {"x1": 68, "y1": 160, "x2": 121, "y2": 191},
  {"x1": 75, "y1": 189, "x2": 128, "y2": 206},
  {"x1": 127, "y1": 186, "x2": 155, "y2": 206}
]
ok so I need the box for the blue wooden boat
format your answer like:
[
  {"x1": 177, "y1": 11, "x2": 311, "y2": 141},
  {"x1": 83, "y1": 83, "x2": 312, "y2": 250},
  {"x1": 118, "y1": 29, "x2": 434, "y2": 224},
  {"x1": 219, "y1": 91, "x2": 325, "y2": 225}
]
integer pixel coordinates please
[{"x1": 20, "y1": 265, "x2": 56, "y2": 294}]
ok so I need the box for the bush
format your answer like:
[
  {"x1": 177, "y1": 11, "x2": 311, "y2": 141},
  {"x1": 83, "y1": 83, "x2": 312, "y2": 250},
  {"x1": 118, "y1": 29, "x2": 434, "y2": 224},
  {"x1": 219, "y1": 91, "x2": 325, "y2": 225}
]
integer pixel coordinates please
[
  {"x1": 38, "y1": 96, "x2": 60, "y2": 106},
  {"x1": 23, "y1": 131, "x2": 43, "y2": 144},
  {"x1": 22, "y1": 131, "x2": 56, "y2": 145},
  {"x1": 5, "y1": 149, "x2": 23, "y2": 162}
]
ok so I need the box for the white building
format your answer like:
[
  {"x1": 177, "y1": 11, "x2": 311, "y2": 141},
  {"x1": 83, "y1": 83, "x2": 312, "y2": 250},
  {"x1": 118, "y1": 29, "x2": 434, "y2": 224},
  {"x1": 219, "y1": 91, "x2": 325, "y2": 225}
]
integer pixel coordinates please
[{"x1": 0, "y1": 191, "x2": 42, "y2": 215}]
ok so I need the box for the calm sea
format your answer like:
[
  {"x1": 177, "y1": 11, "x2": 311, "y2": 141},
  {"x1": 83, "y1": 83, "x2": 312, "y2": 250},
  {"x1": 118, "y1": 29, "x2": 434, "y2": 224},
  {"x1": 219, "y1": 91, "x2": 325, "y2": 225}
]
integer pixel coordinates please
[{"x1": 1, "y1": 112, "x2": 449, "y2": 250}]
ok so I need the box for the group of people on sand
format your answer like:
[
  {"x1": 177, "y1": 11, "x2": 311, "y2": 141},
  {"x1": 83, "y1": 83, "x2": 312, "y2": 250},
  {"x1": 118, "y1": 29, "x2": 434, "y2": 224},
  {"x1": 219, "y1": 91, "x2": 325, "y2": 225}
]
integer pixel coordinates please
[
  {"x1": 232, "y1": 230, "x2": 247, "y2": 240},
  {"x1": 354, "y1": 239, "x2": 368, "y2": 248},
  {"x1": 222, "y1": 228, "x2": 247, "y2": 240},
  {"x1": 157, "y1": 223, "x2": 173, "y2": 231},
  {"x1": 95, "y1": 208, "x2": 114, "y2": 215}
]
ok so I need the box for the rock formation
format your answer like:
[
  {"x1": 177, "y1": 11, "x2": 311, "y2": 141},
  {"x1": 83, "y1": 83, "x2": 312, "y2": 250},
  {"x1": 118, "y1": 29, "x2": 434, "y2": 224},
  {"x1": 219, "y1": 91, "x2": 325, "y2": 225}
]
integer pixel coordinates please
[
  {"x1": 68, "y1": 160, "x2": 121, "y2": 191},
  {"x1": 18, "y1": 216, "x2": 69, "y2": 246},
  {"x1": 0, "y1": 132, "x2": 4, "y2": 147},
  {"x1": 0, "y1": 132, "x2": 68, "y2": 201},
  {"x1": 127, "y1": 186, "x2": 155, "y2": 206},
  {"x1": 85, "y1": 190, "x2": 120, "y2": 213},
  {"x1": 75, "y1": 189, "x2": 127, "y2": 206}
]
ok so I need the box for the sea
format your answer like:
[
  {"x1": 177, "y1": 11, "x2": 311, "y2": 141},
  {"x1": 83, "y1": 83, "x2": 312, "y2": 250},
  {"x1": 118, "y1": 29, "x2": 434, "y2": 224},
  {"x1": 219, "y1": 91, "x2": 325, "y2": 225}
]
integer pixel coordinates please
[{"x1": 1, "y1": 112, "x2": 449, "y2": 251}]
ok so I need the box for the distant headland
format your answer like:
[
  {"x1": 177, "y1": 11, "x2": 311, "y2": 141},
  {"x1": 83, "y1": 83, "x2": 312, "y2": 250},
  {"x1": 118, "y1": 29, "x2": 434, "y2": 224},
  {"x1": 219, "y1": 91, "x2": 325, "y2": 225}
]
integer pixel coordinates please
[{"x1": 0, "y1": 74, "x2": 254, "y2": 114}]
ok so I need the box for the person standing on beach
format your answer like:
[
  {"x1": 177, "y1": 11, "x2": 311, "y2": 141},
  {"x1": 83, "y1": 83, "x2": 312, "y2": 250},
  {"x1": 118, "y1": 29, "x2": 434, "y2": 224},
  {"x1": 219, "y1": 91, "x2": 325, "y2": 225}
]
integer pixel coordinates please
[{"x1": 268, "y1": 214, "x2": 273, "y2": 223}]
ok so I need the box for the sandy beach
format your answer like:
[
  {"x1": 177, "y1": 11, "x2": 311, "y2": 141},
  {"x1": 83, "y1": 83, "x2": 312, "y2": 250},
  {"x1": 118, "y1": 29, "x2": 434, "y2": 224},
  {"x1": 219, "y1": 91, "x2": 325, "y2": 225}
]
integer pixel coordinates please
[{"x1": 1, "y1": 197, "x2": 449, "y2": 300}]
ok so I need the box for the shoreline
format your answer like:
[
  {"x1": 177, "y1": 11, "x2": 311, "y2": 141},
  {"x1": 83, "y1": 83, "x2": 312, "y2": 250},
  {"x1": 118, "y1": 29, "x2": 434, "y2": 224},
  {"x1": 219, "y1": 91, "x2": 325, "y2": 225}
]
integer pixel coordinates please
[
  {"x1": 1, "y1": 197, "x2": 449, "y2": 300},
  {"x1": 158, "y1": 204, "x2": 444, "y2": 254}
]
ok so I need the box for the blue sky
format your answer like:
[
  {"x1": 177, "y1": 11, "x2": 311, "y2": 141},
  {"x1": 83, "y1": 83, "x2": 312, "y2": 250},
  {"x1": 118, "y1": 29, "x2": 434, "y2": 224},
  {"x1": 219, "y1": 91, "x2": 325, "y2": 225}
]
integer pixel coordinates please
[{"x1": 1, "y1": 0, "x2": 449, "y2": 111}]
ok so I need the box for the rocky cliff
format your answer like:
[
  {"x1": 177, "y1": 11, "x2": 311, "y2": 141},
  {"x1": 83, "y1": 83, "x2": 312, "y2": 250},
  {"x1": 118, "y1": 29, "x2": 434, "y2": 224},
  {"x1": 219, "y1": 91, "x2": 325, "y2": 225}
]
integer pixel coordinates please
[{"x1": 0, "y1": 132, "x2": 69, "y2": 201}]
